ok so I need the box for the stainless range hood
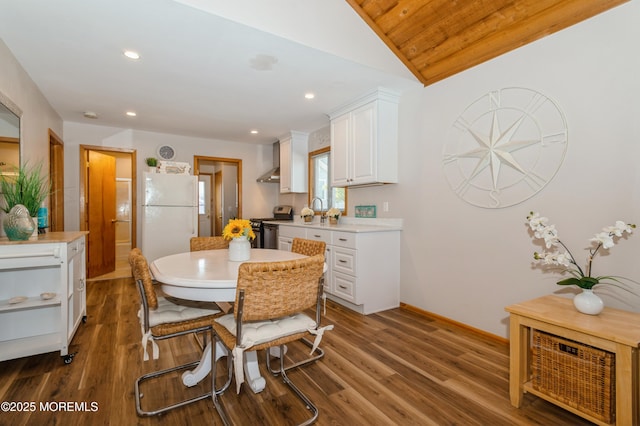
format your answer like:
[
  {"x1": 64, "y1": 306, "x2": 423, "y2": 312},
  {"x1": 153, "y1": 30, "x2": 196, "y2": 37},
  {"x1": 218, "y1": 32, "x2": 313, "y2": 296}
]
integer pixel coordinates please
[{"x1": 257, "y1": 142, "x2": 280, "y2": 183}]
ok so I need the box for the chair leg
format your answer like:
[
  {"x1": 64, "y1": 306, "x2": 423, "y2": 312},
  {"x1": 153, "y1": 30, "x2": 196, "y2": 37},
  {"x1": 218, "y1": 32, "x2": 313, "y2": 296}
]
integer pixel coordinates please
[
  {"x1": 266, "y1": 337, "x2": 325, "y2": 376},
  {"x1": 211, "y1": 333, "x2": 232, "y2": 426},
  {"x1": 211, "y1": 339, "x2": 319, "y2": 425},
  {"x1": 278, "y1": 344, "x2": 319, "y2": 426},
  {"x1": 135, "y1": 360, "x2": 211, "y2": 416},
  {"x1": 135, "y1": 326, "x2": 215, "y2": 417}
]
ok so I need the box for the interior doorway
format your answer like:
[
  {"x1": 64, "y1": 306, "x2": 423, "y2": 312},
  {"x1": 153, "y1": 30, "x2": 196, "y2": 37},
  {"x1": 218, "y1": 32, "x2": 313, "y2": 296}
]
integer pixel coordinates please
[
  {"x1": 80, "y1": 145, "x2": 136, "y2": 279},
  {"x1": 193, "y1": 156, "x2": 241, "y2": 236}
]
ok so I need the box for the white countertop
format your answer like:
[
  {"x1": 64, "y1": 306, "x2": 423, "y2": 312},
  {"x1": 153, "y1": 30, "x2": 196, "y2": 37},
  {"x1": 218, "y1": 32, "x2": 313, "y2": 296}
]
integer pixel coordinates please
[
  {"x1": 0, "y1": 231, "x2": 88, "y2": 245},
  {"x1": 264, "y1": 217, "x2": 402, "y2": 233}
]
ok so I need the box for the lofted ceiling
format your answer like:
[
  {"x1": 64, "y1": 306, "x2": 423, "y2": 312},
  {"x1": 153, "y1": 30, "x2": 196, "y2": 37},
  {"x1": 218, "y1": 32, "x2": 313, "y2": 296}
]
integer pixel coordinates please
[{"x1": 346, "y1": 0, "x2": 629, "y2": 86}]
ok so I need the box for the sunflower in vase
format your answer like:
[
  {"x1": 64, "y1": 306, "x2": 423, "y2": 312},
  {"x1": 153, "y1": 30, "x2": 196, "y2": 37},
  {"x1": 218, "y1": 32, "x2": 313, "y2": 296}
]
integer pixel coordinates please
[{"x1": 222, "y1": 219, "x2": 255, "y2": 241}]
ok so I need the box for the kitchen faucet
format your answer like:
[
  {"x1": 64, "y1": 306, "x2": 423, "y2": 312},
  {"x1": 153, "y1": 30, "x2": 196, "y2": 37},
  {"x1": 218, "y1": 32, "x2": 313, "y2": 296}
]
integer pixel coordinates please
[{"x1": 310, "y1": 196, "x2": 326, "y2": 224}]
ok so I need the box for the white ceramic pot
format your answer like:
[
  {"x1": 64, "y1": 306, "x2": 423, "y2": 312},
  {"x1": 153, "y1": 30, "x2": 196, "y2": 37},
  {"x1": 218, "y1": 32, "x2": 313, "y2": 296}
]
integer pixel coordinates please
[
  {"x1": 573, "y1": 289, "x2": 604, "y2": 315},
  {"x1": 228, "y1": 237, "x2": 251, "y2": 262}
]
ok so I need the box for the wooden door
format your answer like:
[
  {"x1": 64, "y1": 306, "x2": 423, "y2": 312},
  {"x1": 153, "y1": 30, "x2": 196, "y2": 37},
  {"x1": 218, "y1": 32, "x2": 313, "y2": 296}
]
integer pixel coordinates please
[
  {"x1": 214, "y1": 171, "x2": 222, "y2": 236},
  {"x1": 49, "y1": 130, "x2": 64, "y2": 232},
  {"x1": 87, "y1": 151, "x2": 116, "y2": 278}
]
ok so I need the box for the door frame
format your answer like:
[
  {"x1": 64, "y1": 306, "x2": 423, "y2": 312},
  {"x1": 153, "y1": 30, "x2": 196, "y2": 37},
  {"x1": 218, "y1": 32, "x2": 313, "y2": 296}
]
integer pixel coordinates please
[
  {"x1": 79, "y1": 145, "x2": 137, "y2": 249},
  {"x1": 193, "y1": 156, "x2": 242, "y2": 225}
]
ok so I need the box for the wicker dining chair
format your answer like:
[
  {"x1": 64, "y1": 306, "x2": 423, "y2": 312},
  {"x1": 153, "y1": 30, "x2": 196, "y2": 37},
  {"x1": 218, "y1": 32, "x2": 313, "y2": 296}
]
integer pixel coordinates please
[
  {"x1": 190, "y1": 236, "x2": 233, "y2": 313},
  {"x1": 190, "y1": 236, "x2": 229, "y2": 251},
  {"x1": 211, "y1": 254, "x2": 331, "y2": 426},
  {"x1": 264, "y1": 237, "x2": 328, "y2": 375},
  {"x1": 129, "y1": 250, "x2": 222, "y2": 417}
]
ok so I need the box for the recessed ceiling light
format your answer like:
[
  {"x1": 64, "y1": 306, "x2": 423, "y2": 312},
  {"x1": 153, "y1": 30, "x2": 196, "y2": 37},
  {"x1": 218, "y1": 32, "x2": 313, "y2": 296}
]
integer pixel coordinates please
[
  {"x1": 250, "y1": 130, "x2": 259, "y2": 134},
  {"x1": 124, "y1": 50, "x2": 140, "y2": 60},
  {"x1": 304, "y1": 93, "x2": 315, "y2": 99},
  {"x1": 126, "y1": 111, "x2": 137, "y2": 117}
]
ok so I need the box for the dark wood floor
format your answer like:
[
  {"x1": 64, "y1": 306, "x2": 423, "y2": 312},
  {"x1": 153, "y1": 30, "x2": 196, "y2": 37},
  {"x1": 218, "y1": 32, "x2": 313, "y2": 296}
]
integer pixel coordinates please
[{"x1": 0, "y1": 277, "x2": 592, "y2": 425}]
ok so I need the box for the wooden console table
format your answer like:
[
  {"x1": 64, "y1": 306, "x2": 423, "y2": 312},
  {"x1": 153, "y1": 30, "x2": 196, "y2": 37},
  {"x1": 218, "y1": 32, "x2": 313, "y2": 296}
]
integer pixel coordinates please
[{"x1": 506, "y1": 295, "x2": 640, "y2": 425}]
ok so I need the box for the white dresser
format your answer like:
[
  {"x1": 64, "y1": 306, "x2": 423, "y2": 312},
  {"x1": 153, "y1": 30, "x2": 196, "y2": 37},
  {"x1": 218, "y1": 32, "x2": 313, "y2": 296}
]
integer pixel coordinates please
[
  {"x1": 0, "y1": 232, "x2": 88, "y2": 363},
  {"x1": 278, "y1": 222, "x2": 400, "y2": 314}
]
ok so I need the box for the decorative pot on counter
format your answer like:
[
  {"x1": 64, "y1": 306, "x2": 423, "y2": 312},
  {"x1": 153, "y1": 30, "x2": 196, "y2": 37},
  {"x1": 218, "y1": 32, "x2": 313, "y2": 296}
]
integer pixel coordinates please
[
  {"x1": 228, "y1": 237, "x2": 251, "y2": 262},
  {"x1": 329, "y1": 217, "x2": 338, "y2": 225},
  {"x1": 304, "y1": 216, "x2": 313, "y2": 223},
  {"x1": 573, "y1": 289, "x2": 604, "y2": 315},
  {"x1": 3, "y1": 204, "x2": 36, "y2": 241}
]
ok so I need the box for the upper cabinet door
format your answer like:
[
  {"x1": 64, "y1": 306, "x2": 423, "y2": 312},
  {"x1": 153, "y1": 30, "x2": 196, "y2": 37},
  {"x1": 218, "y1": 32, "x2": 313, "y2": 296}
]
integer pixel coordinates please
[
  {"x1": 329, "y1": 88, "x2": 399, "y2": 188},
  {"x1": 279, "y1": 131, "x2": 308, "y2": 193},
  {"x1": 330, "y1": 113, "x2": 350, "y2": 187},
  {"x1": 350, "y1": 102, "x2": 376, "y2": 185}
]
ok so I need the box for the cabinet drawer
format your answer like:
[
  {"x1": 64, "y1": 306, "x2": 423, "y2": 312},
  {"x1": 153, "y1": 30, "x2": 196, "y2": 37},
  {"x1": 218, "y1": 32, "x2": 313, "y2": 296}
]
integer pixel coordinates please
[
  {"x1": 306, "y1": 229, "x2": 332, "y2": 244},
  {"x1": 279, "y1": 225, "x2": 306, "y2": 239},
  {"x1": 332, "y1": 247, "x2": 356, "y2": 275},
  {"x1": 332, "y1": 231, "x2": 356, "y2": 249},
  {"x1": 333, "y1": 272, "x2": 356, "y2": 302},
  {"x1": 67, "y1": 239, "x2": 82, "y2": 258}
]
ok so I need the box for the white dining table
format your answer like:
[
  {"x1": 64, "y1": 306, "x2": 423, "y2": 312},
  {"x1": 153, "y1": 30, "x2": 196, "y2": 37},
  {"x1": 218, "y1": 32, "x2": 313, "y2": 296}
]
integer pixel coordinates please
[{"x1": 150, "y1": 248, "x2": 308, "y2": 394}]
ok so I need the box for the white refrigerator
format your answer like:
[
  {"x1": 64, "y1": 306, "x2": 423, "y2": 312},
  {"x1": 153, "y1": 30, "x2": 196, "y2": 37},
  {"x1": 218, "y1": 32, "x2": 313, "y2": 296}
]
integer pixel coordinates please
[{"x1": 141, "y1": 172, "x2": 198, "y2": 263}]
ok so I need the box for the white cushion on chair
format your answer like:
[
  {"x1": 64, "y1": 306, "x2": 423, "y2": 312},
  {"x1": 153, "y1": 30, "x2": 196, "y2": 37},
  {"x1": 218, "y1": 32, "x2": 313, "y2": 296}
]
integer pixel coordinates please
[
  {"x1": 215, "y1": 312, "x2": 315, "y2": 347},
  {"x1": 149, "y1": 297, "x2": 220, "y2": 327}
]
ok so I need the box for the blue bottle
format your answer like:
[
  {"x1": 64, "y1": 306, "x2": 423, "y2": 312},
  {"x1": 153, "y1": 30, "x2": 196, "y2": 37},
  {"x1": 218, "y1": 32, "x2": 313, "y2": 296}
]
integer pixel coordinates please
[{"x1": 38, "y1": 203, "x2": 48, "y2": 229}]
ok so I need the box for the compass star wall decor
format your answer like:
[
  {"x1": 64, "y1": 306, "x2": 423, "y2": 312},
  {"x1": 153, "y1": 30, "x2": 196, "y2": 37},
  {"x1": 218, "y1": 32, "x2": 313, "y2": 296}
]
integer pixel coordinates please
[{"x1": 443, "y1": 87, "x2": 567, "y2": 208}]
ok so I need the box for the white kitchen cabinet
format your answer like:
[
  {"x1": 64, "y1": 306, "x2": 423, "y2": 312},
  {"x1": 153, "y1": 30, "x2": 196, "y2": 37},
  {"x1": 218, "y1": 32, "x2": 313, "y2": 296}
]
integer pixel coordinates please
[
  {"x1": 279, "y1": 131, "x2": 309, "y2": 193},
  {"x1": 329, "y1": 88, "x2": 399, "y2": 187},
  {"x1": 0, "y1": 232, "x2": 88, "y2": 363},
  {"x1": 278, "y1": 224, "x2": 306, "y2": 251},
  {"x1": 278, "y1": 224, "x2": 400, "y2": 314}
]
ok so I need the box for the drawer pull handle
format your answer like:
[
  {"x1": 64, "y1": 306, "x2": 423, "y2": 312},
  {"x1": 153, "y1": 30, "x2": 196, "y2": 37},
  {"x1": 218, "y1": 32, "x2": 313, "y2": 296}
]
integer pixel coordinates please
[
  {"x1": 339, "y1": 260, "x2": 347, "y2": 263},
  {"x1": 338, "y1": 285, "x2": 347, "y2": 290},
  {"x1": 339, "y1": 238, "x2": 347, "y2": 242},
  {"x1": 313, "y1": 234, "x2": 321, "y2": 238}
]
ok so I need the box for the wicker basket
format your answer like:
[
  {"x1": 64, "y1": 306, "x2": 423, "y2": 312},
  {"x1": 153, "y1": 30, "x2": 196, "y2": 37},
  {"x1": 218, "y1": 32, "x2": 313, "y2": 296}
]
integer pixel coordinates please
[{"x1": 531, "y1": 330, "x2": 615, "y2": 423}]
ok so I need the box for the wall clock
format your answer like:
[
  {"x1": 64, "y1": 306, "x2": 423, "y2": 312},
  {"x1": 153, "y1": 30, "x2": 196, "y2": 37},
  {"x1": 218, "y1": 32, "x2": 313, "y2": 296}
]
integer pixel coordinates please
[
  {"x1": 442, "y1": 87, "x2": 567, "y2": 208},
  {"x1": 157, "y1": 145, "x2": 176, "y2": 160}
]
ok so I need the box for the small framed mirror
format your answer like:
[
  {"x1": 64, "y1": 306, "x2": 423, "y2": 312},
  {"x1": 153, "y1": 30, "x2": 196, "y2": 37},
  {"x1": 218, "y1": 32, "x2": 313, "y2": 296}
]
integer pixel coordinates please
[{"x1": 0, "y1": 92, "x2": 21, "y2": 175}]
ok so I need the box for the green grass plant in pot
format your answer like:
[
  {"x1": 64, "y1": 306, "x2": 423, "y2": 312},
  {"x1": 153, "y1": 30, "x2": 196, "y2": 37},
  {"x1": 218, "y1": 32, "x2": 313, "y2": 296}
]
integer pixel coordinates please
[{"x1": 0, "y1": 162, "x2": 50, "y2": 239}]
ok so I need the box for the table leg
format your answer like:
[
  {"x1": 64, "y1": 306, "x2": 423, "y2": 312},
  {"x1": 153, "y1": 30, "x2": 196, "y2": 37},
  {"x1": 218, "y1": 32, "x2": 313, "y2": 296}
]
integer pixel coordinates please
[
  {"x1": 182, "y1": 340, "x2": 227, "y2": 387},
  {"x1": 243, "y1": 351, "x2": 266, "y2": 393},
  {"x1": 509, "y1": 314, "x2": 528, "y2": 407},
  {"x1": 614, "y1": 344, "x2": 637, "y2": 425},
  {"x1": 181, "y1": 342, "x2": 267, "y2": 394}
]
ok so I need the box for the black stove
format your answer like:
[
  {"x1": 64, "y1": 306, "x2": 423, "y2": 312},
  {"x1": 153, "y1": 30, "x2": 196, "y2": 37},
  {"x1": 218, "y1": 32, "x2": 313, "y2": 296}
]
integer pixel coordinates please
[{"x1": 250, "y1": 205, "x2": 293, "y2": 248}]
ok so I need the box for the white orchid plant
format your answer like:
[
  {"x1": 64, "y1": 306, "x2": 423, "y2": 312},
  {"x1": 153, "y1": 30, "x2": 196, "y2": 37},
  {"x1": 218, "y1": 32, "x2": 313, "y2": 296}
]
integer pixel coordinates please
[
  {"x1": 526, "y1": 212, "x2": 636, "y2": 289},
  {"x1": 301, "y1": 207, "x2": 314, "y2": 218}
]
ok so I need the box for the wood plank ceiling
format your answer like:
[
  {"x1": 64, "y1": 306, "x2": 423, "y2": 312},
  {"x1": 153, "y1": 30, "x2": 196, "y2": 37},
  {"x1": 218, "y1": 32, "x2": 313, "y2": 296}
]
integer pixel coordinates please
[{"x1": 346, "y1": 0, "x2": 629, "y2": 86}]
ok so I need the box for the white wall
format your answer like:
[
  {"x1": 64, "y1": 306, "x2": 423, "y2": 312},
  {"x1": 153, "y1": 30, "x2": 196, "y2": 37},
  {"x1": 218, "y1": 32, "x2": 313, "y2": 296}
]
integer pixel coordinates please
[
  {"x1": 0, "y1": 41, "x2": 63, "y2": 165},
  {"x1": 62, "y1": 121, "x2": 280, "y2": 243},
  {"x1": 0, "y1": 40, "x2": 62, "y2": 232},
  {"x1": 347, "y1": 2, "x2": 640, "y2": 337}
]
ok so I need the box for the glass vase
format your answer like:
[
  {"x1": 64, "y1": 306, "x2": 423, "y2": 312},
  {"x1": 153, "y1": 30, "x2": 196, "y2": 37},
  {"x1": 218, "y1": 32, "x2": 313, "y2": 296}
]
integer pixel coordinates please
[{"x1": 3, "y1": 204, "x2": 36, "y2": 241}]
